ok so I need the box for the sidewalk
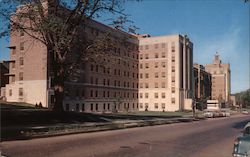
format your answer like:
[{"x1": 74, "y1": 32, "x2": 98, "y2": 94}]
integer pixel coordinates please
[{"x1": 1, "y1": 116, "x2": 205, "y2": 141}]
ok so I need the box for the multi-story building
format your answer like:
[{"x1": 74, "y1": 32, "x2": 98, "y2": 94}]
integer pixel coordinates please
[
  {"x1": 4, "y1": 3, "x2": 139, "y2": 112},
  {"x1": 138, "y1": 34, "x2": 193, "y2": 111},
  {"x1": 205, "y1": 53, "x2": 231, "y2": 104},
  {"x1": 0, "y1": 61, "x2": 9, "y2": 100},
  {"x1": 193, "y1": 63, "x2": 211, "y2": 100}
]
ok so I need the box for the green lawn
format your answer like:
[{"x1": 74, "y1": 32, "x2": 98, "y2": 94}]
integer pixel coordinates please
[{"x1": 1, "y1": 102, "x2": 192, "y2": 127}]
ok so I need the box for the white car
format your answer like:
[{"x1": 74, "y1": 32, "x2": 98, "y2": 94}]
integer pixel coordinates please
[{"x1": 204, "y1": 111, "x2": 213, "y2": 118}]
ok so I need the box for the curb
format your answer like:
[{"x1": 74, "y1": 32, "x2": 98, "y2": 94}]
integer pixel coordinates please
[{"x1": 1, "y1": 117, "x2": 206, "y2": 141}]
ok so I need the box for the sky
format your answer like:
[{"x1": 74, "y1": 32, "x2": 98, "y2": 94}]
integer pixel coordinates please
[{"x1": 0, "y1": 0, "x2": 249, "y2": 94}]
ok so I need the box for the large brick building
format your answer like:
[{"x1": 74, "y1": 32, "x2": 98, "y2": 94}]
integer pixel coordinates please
[
  {"x1": 193, "y1": 63, "x2": 212, "y2": 101},
  {"x1": 205, "y1": 53, "x2": 231, "y2": 104},
  {"x1": 3, "y1": 1, "x2": 196, "y2": 112},
  {"x1": 4, "y1": 2, "x2": 139, "y2": 112},
  {"x1": 138, "y1": 34, "x2": 194, "y2": 111}
]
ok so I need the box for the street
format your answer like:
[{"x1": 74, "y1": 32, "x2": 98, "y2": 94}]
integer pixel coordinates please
[{"x1": 1, "y1": 115, "x2": 249, "y2": 157}]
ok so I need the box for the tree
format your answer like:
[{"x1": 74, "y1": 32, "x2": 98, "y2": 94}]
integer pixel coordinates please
[{"x1": 0, "y1": 0, "x2": 137, "y2": 112}]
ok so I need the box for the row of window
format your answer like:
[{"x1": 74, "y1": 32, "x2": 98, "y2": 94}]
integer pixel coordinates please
[
  {"x1": 139, "y1": 52, "x2": 167, "y2": 59},
  {"x1": 90, "y1": 77, "x2": 138, "y2": 88},
  {"x1": 140, "y1": 92, "x2": 166, "y2": 99},
  {"x1": 140, "y1": 72, "x2": 166, "y2": 79},
  {"x1": 139, "y1": 101, "x2": 175, "y2": 109},
  {"x1": 90, "y1": 65, "x2": 138, "y2": 78},
  {"x1": 140, "y1": 62, "x2": 166, "y2": 69},
  {"x1": 9, "y1": 88, "x2": 23, "y2": 97},
  {"x1": 65, "y1": 102, "x2": 139, "y2": 112},
  {"x1": 89, "y1": 90, "x2": 138, "y2": 99},
  {"x1": 139, "y1": 42, "x2": 175, "y2": 51}
]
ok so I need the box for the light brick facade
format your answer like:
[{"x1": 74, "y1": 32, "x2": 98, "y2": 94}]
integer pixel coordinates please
[{"x1": 138, "y1": 34, "x2": 194, "y2": 111}]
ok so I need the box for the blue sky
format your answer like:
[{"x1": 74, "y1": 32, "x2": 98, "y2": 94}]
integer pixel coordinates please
[
  {"x1": 0, "y1": 0, "x2": 249, "y2": 93},
  {"x1": 121, "y1": 0, "x2": 249, "y2": 94}
]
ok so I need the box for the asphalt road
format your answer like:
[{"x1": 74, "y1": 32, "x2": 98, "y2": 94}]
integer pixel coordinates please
[{"x1": 1, "y1": 115, "x2": 249, "y2": 157}]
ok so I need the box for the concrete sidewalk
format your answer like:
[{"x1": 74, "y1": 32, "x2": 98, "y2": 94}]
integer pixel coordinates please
[{"x1": 1, "y1": 116, "x2": 205, "y2": 141}]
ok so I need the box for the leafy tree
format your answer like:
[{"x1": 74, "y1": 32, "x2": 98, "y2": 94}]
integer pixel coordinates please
[
  {"x1": 0, "y1": 0, "x2": 137, "y2": 112},
  {"x1": 235, "y1": 89, "x2": 250, "y2": 107}
]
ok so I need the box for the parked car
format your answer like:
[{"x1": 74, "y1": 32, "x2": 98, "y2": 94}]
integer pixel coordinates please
[
  {"x1": 233, "y1": 122, "x2": 250, "y2": 157},
  {"x1": 221, "y1": 110, "x2": 231, "y2": 117},
  {"x1": 242, "y1": 110, "x2": 249, "y2": 115},
  {"x1": 212, "y1": 111, "x2": 220, "y2": 118},
  {"x1": 203, "y1": 111, "x2": 214, "y2": 118}
]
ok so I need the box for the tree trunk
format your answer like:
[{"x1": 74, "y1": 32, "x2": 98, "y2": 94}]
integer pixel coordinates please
[{"x1": 53, "y1": 82, "x2": 64, "y2": 112}]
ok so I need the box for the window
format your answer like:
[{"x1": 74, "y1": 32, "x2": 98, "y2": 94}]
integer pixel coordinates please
[
  {"x1": 140, "y1": 83, "x2": 143, "y2": 88},
  {"x1": 162, "y1": 93, "x2": 166, "y2": 98},
  {"x1": 140, "y1": 103, "x2": 143, "y2": 109},
  {"x1": 19, "y1": 72, "x2": 23, "y2": 81},
  {"x1": 172, "y1": 77, "x2": 175, "y2": 83},
  {"x1": 145, "y1": 54, "x2": 149, "y2": 59},
  {"x1": 11, "y1": 76, "x2": 15, "y2": 83},
  {"x1": 19, "y1": 88, "x2": 23, "y2": 96},
  {"x1": 145, "y1": 83, "x2": 149, "y2": 88},
  {"x1": 76, "y1": 104, "x2": 79, "y2": 112},
  {"x1": 155, "y1": 72, "x2": 159, "y2": 78},
  {"x1": 161, "y1": 43, "x2": 166, "y2": 48},
  {"x1": 171, "y1": 98, "x2": 175, "y2": 104},
  {"x1": 96, "y1": 103, "x2": 98, "y2": 111},
  {"x1": 155, "y1": 82, "x2": 158, "y2": 88},
  {"x1": 155, "y1": 53, "x2": 159, "y2": 58},
  {"x1": 145, "y1": 93, "x2": 149, "y2": 98},
  {"x1": 108, "y1": 103, "x2": 110, "y2": 110},
  {"x1": 154, "y1": 44, "x2": 158, "y2": 49},
  {"x1": 95, "y1": 91, "x2": 98, "y2": 97},
  {"x1": 9, "y1": 89, "x2": 12, "y2": 96},
  {"x1": 20, "y1": 42, "x2": 24, "y2": 51},
  {"x1": 90, "y1": 90, "x2": 93, "y2": 97},
  {"x1": 12, "y1": 62, "x2": 15, "y2": 69},
  {"x1": 95, "y1": 78, "x2": 98, "y2": 84},
  {"x1": 145, "y1": 63, "x2": 149, "y2": 68},
  {"x1": 140, "y1": 73, "x2": 143, "y2": 78},
  {"x1": 65, "y1": 104, "x2": 69, "y2": 111},
  {"x1": 171, "y1": 87, "x2": 175, "y2": 93},
  {"x1": 145, "y1": 73, "x2": 149, "y2": 78},
  {"x1": 154, "y1": 93, "x2": 158, "y2": 98},
  {"x1": 162, "y1": 82, "x2": 166, "y2": 88},
  {"x1": 103, "y1": 103, "x2": 106, "y2": 110},
  {"x1": 154, "y1": 103, "x2": 158, "y2": 109},
  {"x1": 172, "y1": 66, "x2": 175, "y2": 72},
  {"x1": 145, "y1": 45, "x2": 149, "y2": 50},
  {"x1": 140, "y1": 54, "x2": 143, "y2": 59},
  {"x1": 161, "y1": 72, "x2": 165, "y2": 78},
  {"x1": 12, "y1": 49, "x2": 16, "y2": 55},
  {"x1": 162, "y1": 62, "x2": 166, "y2": 68},
  {"x1": 162, "y1": 52, "x2": 166, "y2": 58},
  {"x1": 103, "y1": 79, "x2": 106, "y2": 85},
  {"x1": 20, "y1": 57, "x2": 24, "y2": 66},
  {"x1": 139, "y1": 93, "x2": 143, "y2": 98},
  {"x1": 82, "y1": 104, "x2": 85, "y2": 111},
  {"x1": 140, "y1": 64, "x2": 143, "y2": 69},
  {"x1": 155, "y1": 62, "x2": 158, "y2": 68},
  {"x1": 91, "y1": 103, "x2": 93, "y2": 111},
  {"x1": 172, "y1": 56, "x2": 175, "y2": 62},
  {"x1": 161, "y1": 103, "x2": 165, "y2": 109}
]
